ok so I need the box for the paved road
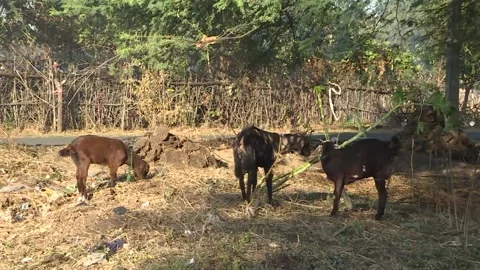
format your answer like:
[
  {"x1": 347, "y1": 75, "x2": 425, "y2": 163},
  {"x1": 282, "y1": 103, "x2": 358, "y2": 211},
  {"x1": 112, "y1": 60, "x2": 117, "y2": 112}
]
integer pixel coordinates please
[
  {"x1": 1, "y1": 130, "x2": 479, "y2": 146},
  {"x1": 0, "y1": 135, "x2": 137, "y2": 146}
]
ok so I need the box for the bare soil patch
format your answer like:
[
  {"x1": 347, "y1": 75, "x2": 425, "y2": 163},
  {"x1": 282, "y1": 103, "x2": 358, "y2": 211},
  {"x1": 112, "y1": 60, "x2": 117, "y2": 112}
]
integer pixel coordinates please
[{"x1": 0, "y1": 132, "x2": 479, "y2": 270}]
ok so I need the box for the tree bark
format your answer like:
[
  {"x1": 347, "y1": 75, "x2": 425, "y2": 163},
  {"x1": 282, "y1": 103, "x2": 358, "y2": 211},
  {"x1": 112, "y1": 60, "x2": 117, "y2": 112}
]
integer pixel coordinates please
[
  {"x1": 445, "y1": 0, "x2": 462, "y2": 128},
  {"x1": 460, "y1": 82, "x2": 472, "y2": 113}
]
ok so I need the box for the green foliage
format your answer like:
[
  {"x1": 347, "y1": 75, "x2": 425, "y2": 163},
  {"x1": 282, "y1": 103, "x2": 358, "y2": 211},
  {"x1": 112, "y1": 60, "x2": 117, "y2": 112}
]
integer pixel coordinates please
[
  {"x1": 1, "y1": 0, "x2": 477, "y2": 112},
  {"x1": 347, "y1": 39, "x2": 421, "y2": 86},
  {"x1": 427, "y1": 90, "x2": 453, "y2": 116},
  {"x1": 0, "y1": 0, "x2": 73, "y2": 46},
  {"x1": 392, "y1": 88, "x2": 408, "y2": 107},
  {"x1": 48, "y1": 0, "x2": 292, "y2": 74},
  {"x1": 416, "y1": 121, "x2": 425, "y2": 135},
  {"x1": 313, "y1": 85, "x2": 324, "y2": 95}
]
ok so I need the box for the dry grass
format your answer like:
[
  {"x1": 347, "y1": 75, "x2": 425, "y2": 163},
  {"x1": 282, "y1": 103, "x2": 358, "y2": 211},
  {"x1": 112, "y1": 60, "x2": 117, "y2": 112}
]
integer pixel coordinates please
[{"x1": 1, "y1": 138, "x2": 480, "y2": 270}]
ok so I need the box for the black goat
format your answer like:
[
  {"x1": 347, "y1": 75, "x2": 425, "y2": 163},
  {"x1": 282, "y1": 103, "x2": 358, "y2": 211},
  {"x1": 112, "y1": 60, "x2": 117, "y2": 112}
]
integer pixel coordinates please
[
  {"x1": 233, "y1": 125, "x2": 311, "y2": 204},
  {"x1": 320, "y1": 136, "x2": 401, "y2": 220}
]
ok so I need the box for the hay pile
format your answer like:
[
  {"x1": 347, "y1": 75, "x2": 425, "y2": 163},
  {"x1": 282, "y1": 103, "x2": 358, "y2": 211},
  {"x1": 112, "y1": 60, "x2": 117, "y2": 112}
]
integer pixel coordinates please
[
  {"x1": 395, "y1": 105, "x2": 480, "y2": 163},
  {"x1": 133, "y1": 126, "x2": 226, "y2": 168}
]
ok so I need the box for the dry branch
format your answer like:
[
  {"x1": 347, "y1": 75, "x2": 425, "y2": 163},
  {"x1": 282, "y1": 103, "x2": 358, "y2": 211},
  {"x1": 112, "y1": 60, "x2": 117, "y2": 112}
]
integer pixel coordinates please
[{"x1": 195, "y1": 28, "x2": 258, "y2": 48}]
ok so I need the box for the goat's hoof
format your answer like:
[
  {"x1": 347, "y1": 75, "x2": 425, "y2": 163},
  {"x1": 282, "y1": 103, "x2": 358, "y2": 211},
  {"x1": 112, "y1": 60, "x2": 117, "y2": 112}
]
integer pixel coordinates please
[
  {"x1": 76, "y1": 196, "x2": 88, "y2": 206},
  {"x1": 107, "y1": 182, "x2": 116, "y2": 188}
]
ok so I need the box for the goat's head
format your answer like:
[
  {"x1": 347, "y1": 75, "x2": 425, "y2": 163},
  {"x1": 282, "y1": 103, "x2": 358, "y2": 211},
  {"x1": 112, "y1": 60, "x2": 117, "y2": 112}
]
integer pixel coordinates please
[
  {"x1": 318, "y1": 136, "x2": 338, "y2": 155},
  {"x1": 133, "y1": 156, "x2": 150, "y2": 179},
  {"x1": 281, "y1": 133, "x2": 312, "y2": 157}
]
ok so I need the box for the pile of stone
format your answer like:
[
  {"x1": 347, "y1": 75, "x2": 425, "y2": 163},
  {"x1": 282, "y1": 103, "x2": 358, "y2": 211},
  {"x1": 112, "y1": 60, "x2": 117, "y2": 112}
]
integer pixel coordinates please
[
  {"x1": 133, "y1": 126, "x2": 226, "y2": 168},
  {"x1": 394, "y1": 105, "x2": 479, "y2": 163}
]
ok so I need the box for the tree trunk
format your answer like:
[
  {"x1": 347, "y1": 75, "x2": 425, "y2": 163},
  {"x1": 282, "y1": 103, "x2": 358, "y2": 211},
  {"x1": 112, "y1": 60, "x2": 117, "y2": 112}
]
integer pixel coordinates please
[
  {"x1": 461, "y1": 82, "x2": 472, "y2": 113},
  {"x1": 445, "y1": 0, "x2": 462, "y2": 128}
]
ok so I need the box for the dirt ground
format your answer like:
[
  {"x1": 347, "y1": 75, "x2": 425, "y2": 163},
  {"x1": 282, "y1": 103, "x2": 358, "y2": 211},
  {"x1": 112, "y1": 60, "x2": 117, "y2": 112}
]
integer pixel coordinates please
[{"x1": 1, "y1": 134, "x2": 480, "y2": 270}]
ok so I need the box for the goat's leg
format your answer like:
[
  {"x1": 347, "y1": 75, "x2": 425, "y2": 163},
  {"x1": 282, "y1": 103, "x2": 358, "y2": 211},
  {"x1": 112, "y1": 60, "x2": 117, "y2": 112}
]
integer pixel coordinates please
[
  {"x1": 75, "y1": 168, "x2": 86, "y2": 198},
  {"x1": 234, "y1": 162, "x2": 247, "y2": 201},
  {"x1": 108, "y1": 164, "x2": 119, "y2": 188},
  {"x1": 75, "y1": 163, "x2": 90, "y2": 201},
  {"x1": 263, "y1": 165, "x2": 274, "y2": 205},
  {"x1": 330, "y1": 179, "x2": 345, "y2": 217},
  {"x1": 246, "y1": 169, "x2": 257, "y2": 203},
  {"x1": 237, "y1": 174, "x2": 247, "y2": 201},
  {"x1": 374, "y1": 178, "x2": 388, "y2": 220}
]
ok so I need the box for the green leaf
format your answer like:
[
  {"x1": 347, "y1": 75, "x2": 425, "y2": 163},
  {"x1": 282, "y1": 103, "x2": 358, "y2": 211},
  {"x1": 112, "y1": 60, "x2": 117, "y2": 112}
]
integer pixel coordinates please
[
  {"x1": 416, "y1": 121, "x2": 425, "y2": 135},
  {"x1": 392, "y1": 88, "x2": 407, "y2": 107},
  {"x1": 234, "y1": 0, "x2": 245, "y2": 15},
  {"x1": 313, "y1": 85, "x2": 324, "y2": 95},
  {"x1": 427, "y1": 90, "x2": 453, "y2": 116}
]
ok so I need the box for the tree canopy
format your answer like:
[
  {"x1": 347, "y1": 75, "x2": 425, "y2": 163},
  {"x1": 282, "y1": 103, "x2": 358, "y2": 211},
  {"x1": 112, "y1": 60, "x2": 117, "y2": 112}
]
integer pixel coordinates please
[{"x1": 1, "y1": 0, "x2": 479, "y2": 123}]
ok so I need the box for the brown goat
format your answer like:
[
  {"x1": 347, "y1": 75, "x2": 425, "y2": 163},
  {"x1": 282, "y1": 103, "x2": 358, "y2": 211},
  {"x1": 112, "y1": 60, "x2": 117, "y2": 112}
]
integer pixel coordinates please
[
  {"x1": 58, "y1": 135, "x2": 150, "y2": 201},
  {"x1": 233, "y1": 125, "x2": 311, "y2": 204},
  {"x1": 320, "y1": 136, "x2": 401, "y2": 220}
]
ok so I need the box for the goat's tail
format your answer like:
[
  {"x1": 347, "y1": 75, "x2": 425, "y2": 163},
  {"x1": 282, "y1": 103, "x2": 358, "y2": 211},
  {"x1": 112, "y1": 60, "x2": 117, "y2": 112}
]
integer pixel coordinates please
[
  {"x1": 235, "y1": 137, "x2": 256, "y2": 169},
  {"x1": 58, "y1": 145, "x2": 73, "y2": 157},
  {"x1": 388, "y1": 135, "x2": 402, "y2": 154}
]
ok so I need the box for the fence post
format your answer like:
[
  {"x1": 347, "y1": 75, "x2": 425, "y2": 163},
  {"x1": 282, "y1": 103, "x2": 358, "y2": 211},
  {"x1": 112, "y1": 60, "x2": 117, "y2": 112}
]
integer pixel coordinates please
[
  {"x1": 121, "y1": 99, "x2": 126, "y2": 130},
  {"x1": 55, "y1": 79, "x2": 63, "y2": 132}
]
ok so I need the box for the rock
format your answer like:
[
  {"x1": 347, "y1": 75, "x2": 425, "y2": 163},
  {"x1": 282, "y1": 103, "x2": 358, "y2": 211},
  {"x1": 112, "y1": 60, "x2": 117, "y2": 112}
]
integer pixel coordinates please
[
  {"x1": 189, "y1": 151, "x2": 209, "y2": 168},
  {"x1": 183, "y1": 140, "x2": 201, "y2": 152},
  {"x1": 145, "y1": 147, "x2": 159, "y2": 162},
  {"x1": 0, "y1": 184, "x2": 28, "y2": 193},
  {"x1": 21, "y1": 257, "x2": 33, "y2": 263},
  {"x1": 151, "y1": 126, "x2": 171, "y2": 143},
  {"x1": 137, "y1": 141, "x2": 151, "y2": 158},
  {"x1": 164, "y1": 149, "x2": 189, "y2": 165},
  {"x1": 133, "y1": 131, "x2": 226, "y2": 168},
  {"x1": 394, "y1": 105, "x2": 480, "y2": 164},
  {"x1": 113, "y1": 206, "x2": 128, "y2": 215},
  {"x1": 133, "y1": 137, "x2": 150, "y2": 152},
  {"x1": 83, "y1": 252, "x2": 107, "y2": 267}
]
